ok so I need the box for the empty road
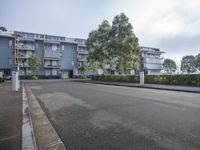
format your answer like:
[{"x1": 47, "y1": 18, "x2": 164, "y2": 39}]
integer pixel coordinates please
[{"x1": 25, "y1": 80, "x2": 200, "y2": 150}]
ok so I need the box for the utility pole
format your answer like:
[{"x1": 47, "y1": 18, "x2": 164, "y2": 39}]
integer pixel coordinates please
[{"x1": 12, "y1": 35, "x2": 20, "y2": 91}]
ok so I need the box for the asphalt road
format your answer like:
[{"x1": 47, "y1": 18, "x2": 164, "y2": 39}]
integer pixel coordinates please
[{"x1": 25, "y1": 80, "x2": 200, "y2": 150}]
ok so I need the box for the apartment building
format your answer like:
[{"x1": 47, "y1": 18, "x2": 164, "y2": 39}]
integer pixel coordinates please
[
  {"x1": 140, "y1": 46, "x2": 165, "y2": 74},
  {"x1": 0, "y1": 27, "x2": 165, "y2": 77},
  {"x1": 0, "y1": 27, "x2": 86, "y2": 78}
]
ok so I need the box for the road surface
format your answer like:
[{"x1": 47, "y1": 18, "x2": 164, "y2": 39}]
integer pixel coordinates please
[{"x1": 25, "y1": 80, "x2": 200, "y2": 150}]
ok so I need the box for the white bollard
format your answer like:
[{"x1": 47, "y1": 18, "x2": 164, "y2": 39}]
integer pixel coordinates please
[
  {"x1": 12, "y1": 71, "x2": 19, "y2": 91},
  {"x1": 140, "y1": 71, "x2": 144, "y2": 86}
]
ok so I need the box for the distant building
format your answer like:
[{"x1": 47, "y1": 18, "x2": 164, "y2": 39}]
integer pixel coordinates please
[{"x1": 140, "y1": 46, "x2": 165, "y2": 74}]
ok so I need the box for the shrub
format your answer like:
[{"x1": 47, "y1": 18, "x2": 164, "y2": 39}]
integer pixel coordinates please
[
  {"x1": 20, "y1": 75, "x2": 61, "y2": 80},
  {"x1": 92, "y1": 75, "x2": 140, "y2": 83},
  {"x1": 31, "y1": 76, "x2": 38, "y2": 80},
  {"x1": 0, "y1": 77, "x2": 5, "y2": 82},
  {"x1": 92, "y1": 74, "x2": 200, "y2": 86},
  {"x1": 79, "y1": 75, "x2": 86, "y2": 79}
]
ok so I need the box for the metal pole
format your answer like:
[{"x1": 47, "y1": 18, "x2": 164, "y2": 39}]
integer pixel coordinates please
[{"x1": 140, "y1": 71, "x2": 144, "y2": 86}]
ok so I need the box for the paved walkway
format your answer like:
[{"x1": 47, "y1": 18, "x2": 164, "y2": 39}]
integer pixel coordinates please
[
  {"x1": 73, "y1": 79, "x2": 200, "y2": 93},
  {"x1": 0, "y1": 81, "x2": 22, "y2": 150}
]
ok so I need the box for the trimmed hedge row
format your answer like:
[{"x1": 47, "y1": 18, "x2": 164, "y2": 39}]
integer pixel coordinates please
[
  {"x1": 92, "y1": 75, "x2": 140, "y2": 83},
  {"x1": 0, "y1": 77, "x2": 5, "y2": 82},
  {"x1": 145, "y1": 74, "x2": 200, "y2": 86},
  {"x1": 20, "y1": 75, "x2": 60, "y2": 80},
  {"x1": 92, "y1": 74, "x2": 200, "y2": 86}
]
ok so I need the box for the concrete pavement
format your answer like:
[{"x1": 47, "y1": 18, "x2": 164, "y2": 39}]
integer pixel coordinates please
[
  {"x1": 25, "y1": 80, "x2": 200, "y2": 150},
  {"x1": 0, "y1": 81, "x2": 22, "y2": 150}
]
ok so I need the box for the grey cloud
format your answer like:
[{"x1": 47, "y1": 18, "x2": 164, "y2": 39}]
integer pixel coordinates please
[{"x1": 157, "y1": 34, "x2": 200, "y2": 53}]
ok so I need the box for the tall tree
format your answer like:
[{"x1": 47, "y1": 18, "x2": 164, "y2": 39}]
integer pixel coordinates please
[
  {"x1": 195, "y1": 53, "x2": 200, "y2": 70},
  {"x1": 28, "y1": 54, "x2": 41, "y2": 75},
  {"x1": 181, "y1": 55, "x2": 196, "y2": 73},
  {"x1": 87, "y1": 59, "x2": 98, "y2": 75},
  {"x1": 163, "y1": 58, "x2": 177, "y2": 73},
  {"x1": 86, "y1": 20, "x2": 111, "y2": 71},
  {"x1": 110, "y1": 13, "x2": 140, "y2": 74}
]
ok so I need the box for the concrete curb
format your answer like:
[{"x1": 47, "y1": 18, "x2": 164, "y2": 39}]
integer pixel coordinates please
[
  {"x1": 25, "y1": 85, "x2": 67, "y2": 150},
  {"x1": 22, "y1": 84, "x2": 37, "y2": 150},
  {"x1": 73, "y1": 80, "x2": 200, "y2": 94}
]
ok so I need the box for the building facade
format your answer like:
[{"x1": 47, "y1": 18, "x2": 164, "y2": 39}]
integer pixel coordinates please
[
  {"x1": 0, "y1": 27, "x2": 87, "y2": 78},
  {"x1": 140, "y1": 46, "x2": 164, "y2": 74}
]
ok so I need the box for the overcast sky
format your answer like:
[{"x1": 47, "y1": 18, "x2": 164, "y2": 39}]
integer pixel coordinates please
[{"x1": 0, "y1": 0, "x2": 200, "y2": 65}]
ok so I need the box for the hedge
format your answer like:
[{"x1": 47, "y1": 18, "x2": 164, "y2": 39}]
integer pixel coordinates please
[
  {"x1": 0, "y1": 77, "x2": 5, "y2": 82},
  {"x1": 20, "y1": 75, "x2": 60, "y2": 80},
  {"x1": 92, "y1": 74, "x2": 200, "y2": 86},
  {"x1": 145, "y1": 74, "x2": 200, "y2": 86},
  {"x1": 92, "y1": 75, "x2": 140, "y2": 83}
]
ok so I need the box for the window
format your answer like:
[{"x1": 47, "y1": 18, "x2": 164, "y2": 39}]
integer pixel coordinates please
[
  {"x1": 36, "y1": 43, "x2": 39, "y2": 49},
  {"x1": 62, "y1": 45, "x2": 64, "y2": 51},
  {"x1": 9, "y1": 40, "x2": 12, "y2": 46},
  {"x1": 52, "y1": 45, "x2": 57, "y2": 51}
]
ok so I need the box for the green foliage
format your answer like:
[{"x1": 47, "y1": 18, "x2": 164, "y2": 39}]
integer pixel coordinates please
[
  {"x1": 86, "y1": 20, "x2": 112, "y2": 69},
  {"x1": 195, "y1": 53, "x2": 200, "y2": 70},
  {"x1": 28, "y1": 54, "x2": 41, "y2": 75},
  {"x1": 86, "y1": 13, "x2": 140, "y2": 74},
  {"x1": 79, "y1": 65, "x2": 86, "y2": 71},
  {"x1": 87, "y1": 59, "x2": 97, "y2": 75},
  {"x1": 92, "y1": 75, "x2": 140, "y2": 83},
  {"x1": 110, "y1": 13, "x2": 140, "y2": 74},
  {"x1": 92, "y1": 74, "x2": 200, "y2": 86},
  {"x1": 0, "y1": 77, "x2": 5, "y2": 82},
  {"x1": 181, "y1": 55, "x2": 196, "y2": 73},
  {"x1": 163, "y1": 58, "x2": 177, "y2": 73},
  {"x1": 31, "y1": 75, "x2": 38, "y2": 80},
  {"x1": 79, "y1": 75, "x2": 86, "y2": 79},
  {"x1": 145, "y1": 74, "x2": 200, "y2": 86}
]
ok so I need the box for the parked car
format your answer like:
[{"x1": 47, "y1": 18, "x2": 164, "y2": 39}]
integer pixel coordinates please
[{"x1": 5, "y1": 75, "x2": 12, "y2": 80}]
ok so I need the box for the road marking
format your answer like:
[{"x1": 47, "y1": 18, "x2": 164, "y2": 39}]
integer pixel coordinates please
[{"x1": 22, "y1": 84, "x2": 37, "y2": 150}]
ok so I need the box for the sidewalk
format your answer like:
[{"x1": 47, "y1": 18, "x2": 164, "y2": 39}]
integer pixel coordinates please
[
  {"x1": 73, "y1": 79, "x2": 200, "y2": 93},
  {"x1": 0, "y1": 81, "x2": 22, "y2": 150}
]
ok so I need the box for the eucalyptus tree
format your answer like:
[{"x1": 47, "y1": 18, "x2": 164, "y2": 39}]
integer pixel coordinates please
[
  {"x1": 86, "y1": 20, "x2": 112, "y2": 71},
  {"x1": 110, "y1": 13, "x2": 140, "y2": 74}
]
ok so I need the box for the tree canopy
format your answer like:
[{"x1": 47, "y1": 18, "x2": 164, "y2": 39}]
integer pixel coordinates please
[
  {"x1": 86, "y1": 13, "x2": 140, "y2": 74},
  {"x1": 181, "y1": 55, "x2": 196, "y2": 73},
  {"x1": 163, "y1": 58, "x2": 177, "y2": 73},
  {"x1": 195, "y1": 53, "x2": 200, "y2": 70},
  {"x1": 86, "y1": 20, "x2": 111, "y2": 70},
  {"x1": 110, "y1": 13, "x2": 140, "y2": 74},
  {"x1": 28, "y1": 54, "x2": 41, "y2": 75}
]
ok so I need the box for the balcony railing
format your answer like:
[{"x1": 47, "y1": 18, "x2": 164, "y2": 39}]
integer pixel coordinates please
[
  {"x1": 44, "y1": 65, "x2": 59, "y2": 68},
  {"x1": 44, "y1": 50, "x2": 60, "y2": 58},
  {"x1": 78, "y1": 51, "x2": 88, "y2": 54},
  {"x1": 17, "y1": 44, "x2": 35, "y2": 50},
  {"x1": 18, "y1": 63, "x2": 29, "y2": 67}
]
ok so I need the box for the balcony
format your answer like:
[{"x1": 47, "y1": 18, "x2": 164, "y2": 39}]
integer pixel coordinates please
[
  {"x1": 17, "y1": 55, "x2": 28, "y2": 59},
  {"x1": 18, "y1": 63, "x2": 29, "y2": 68},
  {"x1": 17, "y1": 44, "x2": 35, "y2": 51},
  {"x1": 78, "y1": 51, "x2": 88, "y2": 54},
  {"x1": 44, "y1": 64, "x2": 59, "y2": 69},
  {"x1": 44, "y1": 50, "x2": 60, "y2": 59},
  {"x1": 78, "y1": 58, "x2": 87, "y2": 62}
]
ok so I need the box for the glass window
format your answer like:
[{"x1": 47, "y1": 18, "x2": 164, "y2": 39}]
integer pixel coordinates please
[{"x1": 9, "y1": 40, "x2": 12, "y2": 46}]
